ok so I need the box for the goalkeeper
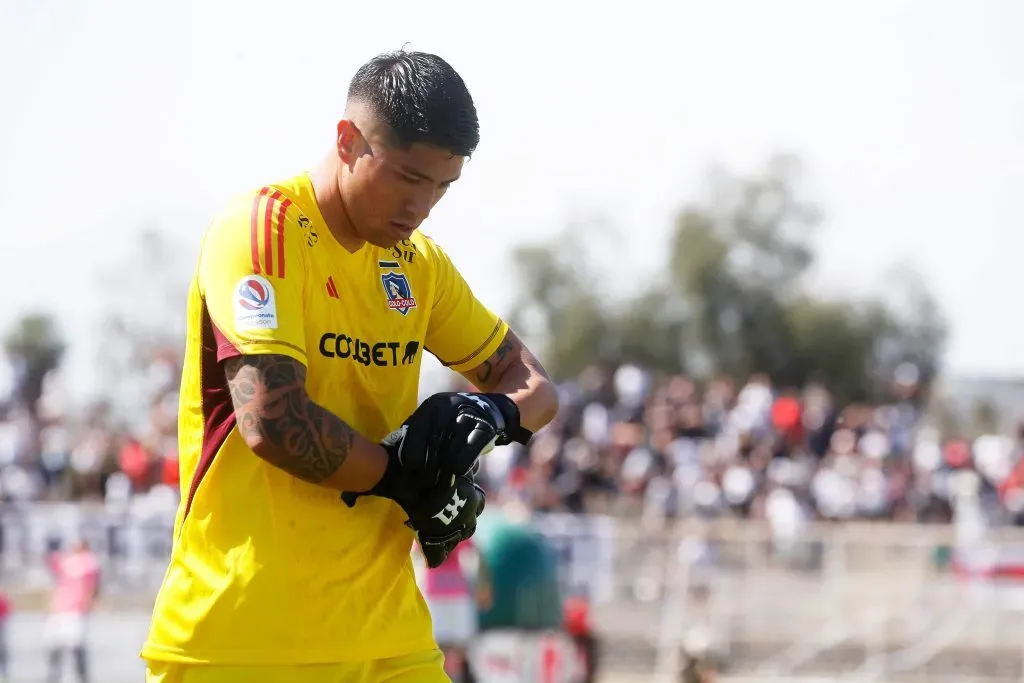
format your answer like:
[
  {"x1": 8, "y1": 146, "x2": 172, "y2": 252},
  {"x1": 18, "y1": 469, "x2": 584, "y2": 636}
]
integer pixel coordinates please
[{"x1": 141, "y1": 48, "x2": 558, "y2": 683}]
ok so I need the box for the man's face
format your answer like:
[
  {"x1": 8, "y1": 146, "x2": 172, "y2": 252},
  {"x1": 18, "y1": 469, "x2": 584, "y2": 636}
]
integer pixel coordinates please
[{"x1": 341, "y1": 126, "x2": 464, "y2": 248}]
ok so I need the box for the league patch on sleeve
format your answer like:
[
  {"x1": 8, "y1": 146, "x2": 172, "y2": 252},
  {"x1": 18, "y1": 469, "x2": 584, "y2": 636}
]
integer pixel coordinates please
[{"x1": 233, "y1": 275, "x2": 278, "y2": 330}]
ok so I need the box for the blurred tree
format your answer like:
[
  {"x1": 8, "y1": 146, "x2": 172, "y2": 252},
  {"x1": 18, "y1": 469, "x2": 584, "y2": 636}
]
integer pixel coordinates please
[
  {"x1": 3, "y1": 312, "x2": 66, "y2": 421},
  {"x1": 508, "y1": 222, "x2": 685, "y2": 379},
  {"x1": 508, "y1": 240, "x2": 614, "y2": 379},
  {"x1": 668, "y1": 154, "x2": 820, "y2": 383},
  {"x1": 664, "y1": 154, "x2": 946, "y2": 403},
  {"x1": 970, "y1": 397, "x2": 1001, "y2": 437},
  {"x1": 613, "y1": 285, "x2": 686, "y2": 373},
  {"x1": 866, "y1": 264, "x2": 947, "y2": 399},
  {"x1": 782, "y1": 298, "x2": 881, "y2": 403},
  {"x1": 510, "y1": 153, "x2": 947, "y2": 402}
]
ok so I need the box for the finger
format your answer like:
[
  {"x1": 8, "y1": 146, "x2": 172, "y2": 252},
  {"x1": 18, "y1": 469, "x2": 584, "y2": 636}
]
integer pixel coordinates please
[
  {"x1": 456, "y1": 476, "x2": 486, "y2": 516},
  {"x1": 421, "y1": 544, "x2": 447, "y2": 569},
  {"x1": 473, "y1": 482, "x2": 486, "y2": 516},
  {"x1": 403, "y1": 416, "x2": 436, "y2": 473},
  {"x1": 444, "y1": 414, "x2": 496, "y2": 476},
  {"x1": 420, "y1": 535, "x2": 459, "y2": 568}
]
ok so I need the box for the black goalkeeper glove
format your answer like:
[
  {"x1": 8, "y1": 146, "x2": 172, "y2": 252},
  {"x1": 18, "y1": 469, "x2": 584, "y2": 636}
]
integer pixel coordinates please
[
  {"x1": 407, "y1": 474, "x2": 486, "y2": 569},
  {"x1": 340, "y1": 393, "x2": 499, "y2": 509}
]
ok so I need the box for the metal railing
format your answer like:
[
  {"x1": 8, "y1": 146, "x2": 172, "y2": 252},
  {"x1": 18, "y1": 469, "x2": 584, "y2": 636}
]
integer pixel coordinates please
[
  {"x1": 5, "y1": 502, "x2": 1024, "y2": 681},
  {"x1": 639, "y1": 519, "x2": 1024, "y2": 682}
]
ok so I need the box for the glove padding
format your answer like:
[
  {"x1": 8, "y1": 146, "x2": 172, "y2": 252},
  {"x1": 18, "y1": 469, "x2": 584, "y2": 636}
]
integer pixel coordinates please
[
  {"x1": 443, "y1": 392, "x2": 534, "y2": 448},
  {"x1": 407, "y1": 475, "x2": 486, "y2": 569},
  {"x1": 340, "y1": 393, "x2": 501, "y2": 509}
]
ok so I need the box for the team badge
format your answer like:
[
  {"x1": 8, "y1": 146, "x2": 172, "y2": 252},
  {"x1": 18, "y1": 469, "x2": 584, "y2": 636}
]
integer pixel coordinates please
[{"x1": 379, "y1": 260, "x2": 417, "y2": 315}]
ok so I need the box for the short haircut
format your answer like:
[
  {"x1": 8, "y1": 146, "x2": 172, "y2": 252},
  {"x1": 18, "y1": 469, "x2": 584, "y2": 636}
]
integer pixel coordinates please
[{"x1": 347, "y1": 50, "x2": 480, "y2": 157}]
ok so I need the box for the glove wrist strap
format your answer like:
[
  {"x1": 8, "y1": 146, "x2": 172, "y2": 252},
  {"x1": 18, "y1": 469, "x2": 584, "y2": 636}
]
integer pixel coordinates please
[
  {"x1": 480, "y1": 393, "x2": 534, "y2": 446},
  {"x1": 342, "y1": 445, "x2": 405, "y2": 508}
]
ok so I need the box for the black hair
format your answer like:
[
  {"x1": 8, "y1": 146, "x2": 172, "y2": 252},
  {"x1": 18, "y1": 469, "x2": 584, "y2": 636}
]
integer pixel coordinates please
[{"x1": 347, "y1": 50, "x2": 479, "y2": 157}]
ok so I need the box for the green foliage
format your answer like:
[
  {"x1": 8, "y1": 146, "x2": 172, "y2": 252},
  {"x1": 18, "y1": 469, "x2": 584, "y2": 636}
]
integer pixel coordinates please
[
  {"x1": 3, "y1": 312, "x2": 65, "y2": 418},
  {"x1": 970, "y1": 397, "x2": 1001, "y2": 437},
  {"x1": 508, "y1": 241, "x2": 613, "y2": 379},
  {"x1": 509, "y1": 154, "x2": 947, "y2": 404}
]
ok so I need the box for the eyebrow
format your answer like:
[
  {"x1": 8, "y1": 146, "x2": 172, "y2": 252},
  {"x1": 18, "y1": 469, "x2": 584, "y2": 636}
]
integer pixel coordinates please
[{"x1": 401, "y1": 165, "x2": 461, "y2": 185}]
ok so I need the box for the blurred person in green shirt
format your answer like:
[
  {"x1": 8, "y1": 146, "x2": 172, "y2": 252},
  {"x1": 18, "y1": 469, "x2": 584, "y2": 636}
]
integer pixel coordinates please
[{"x1": 468, "y1": 502, "x2": 592, "y2": 682}]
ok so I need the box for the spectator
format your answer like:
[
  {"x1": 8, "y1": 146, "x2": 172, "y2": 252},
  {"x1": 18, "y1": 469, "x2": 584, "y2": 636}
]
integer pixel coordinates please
[
  {"x1": 45, "y1": 537, "x2": 100, "y2": 683},
  {"x1": 0, "y1": 587, "x2": 11, "y2": 683},
  {"x1": 469, "y1": 363, "x2": 1024, "y2": 529}
]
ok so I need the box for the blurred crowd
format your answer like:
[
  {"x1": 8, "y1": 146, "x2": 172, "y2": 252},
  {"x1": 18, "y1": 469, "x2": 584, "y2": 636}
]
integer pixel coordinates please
[
  {"x1": 0, "y1": 348, "x2": 181, "y2": 509},
  {"x1": 477, "y1": 364, "x2": 1024, "y2": 530},
  {"x1": 3, "y1": 352, "x2": 1024, "y2": 533}
]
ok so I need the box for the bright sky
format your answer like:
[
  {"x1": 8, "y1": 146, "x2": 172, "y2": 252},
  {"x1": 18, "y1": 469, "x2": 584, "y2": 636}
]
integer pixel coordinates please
[{"x1": 2, "y1": 0, "x2": 1022, "y2": 398}]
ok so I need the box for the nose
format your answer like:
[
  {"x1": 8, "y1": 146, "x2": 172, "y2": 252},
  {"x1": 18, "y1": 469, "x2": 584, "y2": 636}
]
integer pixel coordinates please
[{"x1": 404, "y1": 185, "x2": 442, "y2": 221}]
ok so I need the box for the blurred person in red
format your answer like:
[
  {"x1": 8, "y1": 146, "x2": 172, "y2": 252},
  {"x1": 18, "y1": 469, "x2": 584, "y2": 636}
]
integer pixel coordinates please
[
  {"x1": 118, "y1": 437, "x2": 154, "y2": 492},
  {"x1": 563, "y1": 595, "x2": 599, "y2": 683},
  {"x1": 160, "y1": 447, "x2": 180, "y2": 487},
  {"x1": 0, "y1": 588, "x2": 10, "y2": 683},
  {"x1": 771, "y1": 388, "x2": 804, "y2": 451},
  {"x1": 45, "y1": 538, "x2": 100, "y2": 683}
]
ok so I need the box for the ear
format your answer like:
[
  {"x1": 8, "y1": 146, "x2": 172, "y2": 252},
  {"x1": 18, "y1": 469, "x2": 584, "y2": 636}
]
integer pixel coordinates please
[{"x1": 336, "y1": 119, "x2": 361, "y2": 165}]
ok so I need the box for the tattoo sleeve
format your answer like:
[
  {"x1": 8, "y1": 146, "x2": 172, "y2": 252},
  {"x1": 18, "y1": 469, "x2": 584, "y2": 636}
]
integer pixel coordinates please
[{"x1": 224, "y1": 354, "x2": 356, "y2": 484}]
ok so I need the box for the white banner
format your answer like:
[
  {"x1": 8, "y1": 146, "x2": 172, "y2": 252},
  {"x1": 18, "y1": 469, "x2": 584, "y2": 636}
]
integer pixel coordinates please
[{"x1": 469, "y1": 630, "x2": 584, "y2": 683}]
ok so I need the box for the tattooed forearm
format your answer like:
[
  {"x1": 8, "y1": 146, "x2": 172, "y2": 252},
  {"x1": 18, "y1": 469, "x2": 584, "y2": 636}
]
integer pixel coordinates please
[
  {"x1": 464, "y1": 329, "x2": 559, "y2": 432},
  {"x1": 474, "y1": 336, "x2": 516, "y2": 386},
  {"x1": 224, "y1": 354, "x2": 355, "y2": 484}
]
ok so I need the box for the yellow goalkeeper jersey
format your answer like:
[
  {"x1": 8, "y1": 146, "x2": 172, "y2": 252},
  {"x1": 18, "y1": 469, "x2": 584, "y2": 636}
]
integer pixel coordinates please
[{"x1": 141, "y1": 172, "x2": 507, "y2": 665}]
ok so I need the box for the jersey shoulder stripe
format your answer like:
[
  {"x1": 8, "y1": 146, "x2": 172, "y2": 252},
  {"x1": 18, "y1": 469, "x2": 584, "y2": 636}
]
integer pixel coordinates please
[
  {"x1": 439, "y1": 319, "x2": 503, "y2": 368},
  {"x1": 249, "y1": 187, "x2": 293, "y2": 278}
]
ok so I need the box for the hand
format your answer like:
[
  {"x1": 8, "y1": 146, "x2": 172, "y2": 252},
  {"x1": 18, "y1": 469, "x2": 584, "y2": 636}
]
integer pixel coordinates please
[
  {"x1": 340, "y1": 393, "x2": 496, "y2": 508},
  {"x1": 405, "y1": 475, "x2": 486, "y2": 569}
]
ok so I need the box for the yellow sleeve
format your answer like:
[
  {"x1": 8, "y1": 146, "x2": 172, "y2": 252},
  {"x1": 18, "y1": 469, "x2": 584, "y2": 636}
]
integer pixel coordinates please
[
  {"x1": 199, "y1": 188, "x2": 308, "y2": 365},
  {"x1": 424, "y1": 240, "x2": 508, "y2": 374}
]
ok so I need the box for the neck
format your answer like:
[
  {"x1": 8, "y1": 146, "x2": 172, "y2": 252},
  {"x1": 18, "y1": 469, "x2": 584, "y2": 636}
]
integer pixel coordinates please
[{"x1": 310, "y1": 152, "x2": 365, "y2": 252}]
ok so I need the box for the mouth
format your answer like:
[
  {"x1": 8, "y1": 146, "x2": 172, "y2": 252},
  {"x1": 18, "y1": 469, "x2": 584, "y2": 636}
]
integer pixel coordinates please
[{"x1": 389, "y1": 221, "x2": 416, "y2": 238}]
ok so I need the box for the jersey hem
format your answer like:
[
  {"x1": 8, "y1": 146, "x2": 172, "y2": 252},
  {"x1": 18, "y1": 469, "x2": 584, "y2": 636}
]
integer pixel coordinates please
[
  {"x1": 139, "y1": 637, "x2": 438, "y2": 665},
  {"x1": 217, "y1": 339, "x2": 308, "y2": 366}
]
